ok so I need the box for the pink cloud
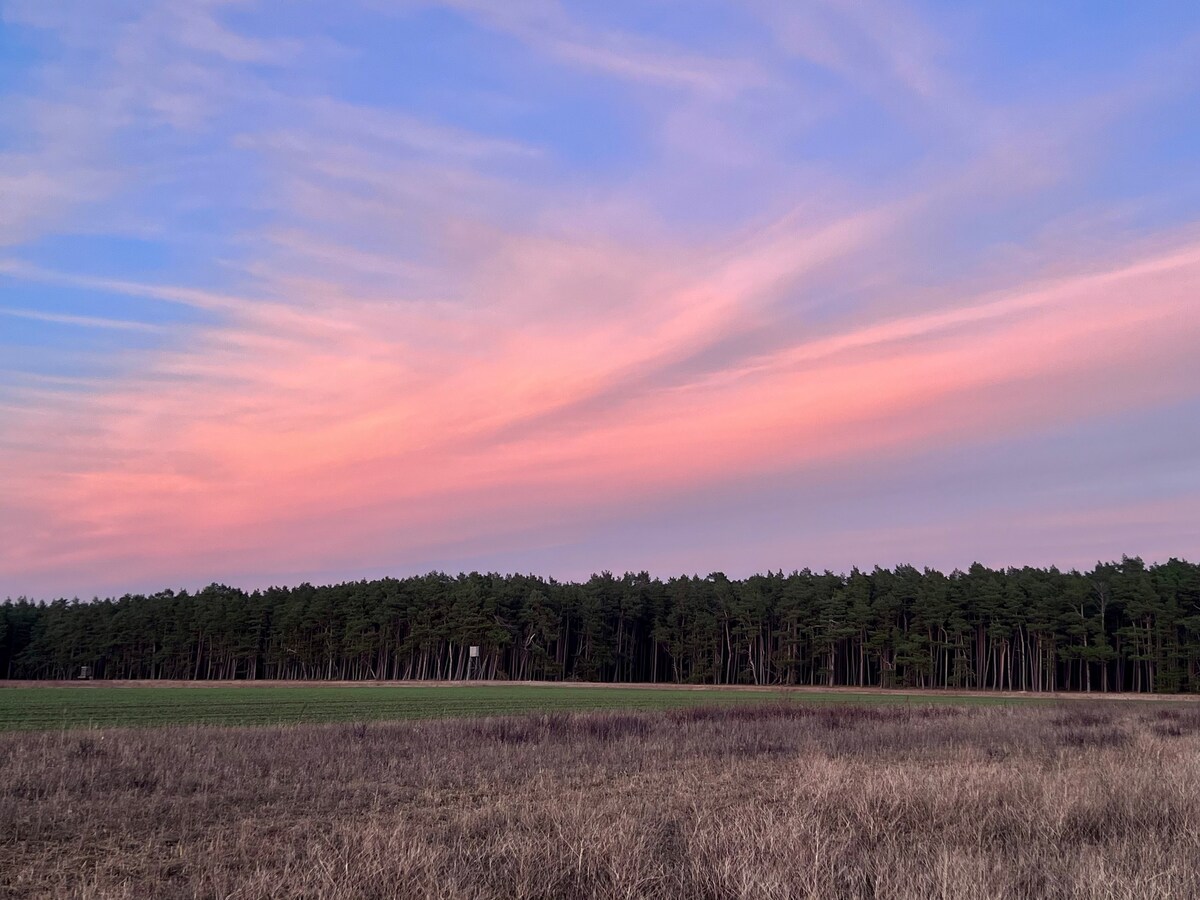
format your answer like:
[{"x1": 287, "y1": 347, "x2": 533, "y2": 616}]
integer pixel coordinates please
[
  {"x1": 4, "y1": 228, "x2": 1198, "y2": 592},
  {"x1": 4, "y1": 0, "x2": 1199, "y2": 597}
]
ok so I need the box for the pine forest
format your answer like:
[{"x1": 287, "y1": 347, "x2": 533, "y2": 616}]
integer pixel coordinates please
[{"x1": 4, "y1": 558, "x2": 1199, "y2": 692}]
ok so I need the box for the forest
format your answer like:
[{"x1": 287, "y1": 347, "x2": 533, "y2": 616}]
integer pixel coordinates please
[{"x1": 3, "y1": 557, "x2": 1199, "y2": 692}]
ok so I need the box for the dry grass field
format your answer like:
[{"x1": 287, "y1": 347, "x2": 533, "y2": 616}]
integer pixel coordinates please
[{"x1": 3, "y1": 701, "x2": 1200, "y2": 899}]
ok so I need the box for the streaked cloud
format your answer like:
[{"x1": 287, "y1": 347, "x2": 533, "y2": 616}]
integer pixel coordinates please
[{"x1": 2, "y1": 0, "x2": 1199, "y2": 596}]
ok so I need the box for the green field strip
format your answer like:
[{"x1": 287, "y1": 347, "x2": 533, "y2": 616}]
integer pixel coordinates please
[{"x1": 0, "y1": 684, "x2": 1039, "y2": 731}]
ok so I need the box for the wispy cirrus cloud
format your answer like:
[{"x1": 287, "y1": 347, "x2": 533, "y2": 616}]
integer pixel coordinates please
[
  {"x1": 410, "y1": 0, "x2": 767, "y2": 96},
  {"x1": 2, "y1": 0, "x2": 1200, "y2": 596}
]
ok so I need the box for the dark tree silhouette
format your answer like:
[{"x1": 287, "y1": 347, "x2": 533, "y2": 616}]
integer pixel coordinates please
[{"x1": 4, "y1": 558, "x2": 1199, "y2": 691}]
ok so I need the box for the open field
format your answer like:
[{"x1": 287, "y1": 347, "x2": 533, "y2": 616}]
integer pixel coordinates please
[
  {"x1": 4, "y1": 701, "x2": 1200, "y2": 898},
  {"x1": 0, "y1": 682, "x2": 1053, "y2": 731}
]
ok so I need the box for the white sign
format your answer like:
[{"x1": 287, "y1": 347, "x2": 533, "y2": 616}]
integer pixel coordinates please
[{"x1": 469, "y1": 645, "x2": 480, "y2": 658}]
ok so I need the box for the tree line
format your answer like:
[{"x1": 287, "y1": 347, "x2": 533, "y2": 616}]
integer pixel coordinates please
[{"x1": 3, "y1": 557, "x2": 1199, "y2": 692}]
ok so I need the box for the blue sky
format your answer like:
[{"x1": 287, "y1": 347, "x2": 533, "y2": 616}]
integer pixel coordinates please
[{"x1": 2, "y1": 1, "x2": 1199, "y2": 598}]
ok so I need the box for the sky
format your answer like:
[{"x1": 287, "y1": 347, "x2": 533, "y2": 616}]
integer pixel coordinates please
[{"x1": 2, "y1": 1, "x2": 1199, "y2": 599}]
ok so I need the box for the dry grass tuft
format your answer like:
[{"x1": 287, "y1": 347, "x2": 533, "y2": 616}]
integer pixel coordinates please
[{"x1": 3, "y1": 702, "x2": 1200, "y2": 898}]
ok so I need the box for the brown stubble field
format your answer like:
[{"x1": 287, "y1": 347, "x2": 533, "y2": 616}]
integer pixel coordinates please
[{"x1": 3, "y1": 702, "x2": 1200, "y2": 899}]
